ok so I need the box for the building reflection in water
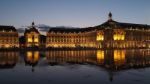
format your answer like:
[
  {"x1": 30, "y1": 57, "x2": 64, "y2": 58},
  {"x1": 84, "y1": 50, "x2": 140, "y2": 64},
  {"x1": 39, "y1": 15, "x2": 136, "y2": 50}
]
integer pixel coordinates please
[
  {"x1": 0, "y1": 50, "x2": 150, "y2": 71},
  {"x1": 46, "y1": 49, "x2": 150, "y2": 70},
  {"x1": 24, "y1": 51, "x2": 40, "y2": 72},
  {"x1": 46, "y1": 50, "x2": 97, "y2": 65},
  {"x1": 96, "y1": 50, "x2": 104, "y2": 65},
  {"x1": 0, "y1": 49, "x2": 150, "y2": 82},
  {"x1": 45, "y1": 50, "x2": 109, "y2": 66},
  {"x1": 113, "y1": 50, "x2": 125, "y2": 69},
  {"x1": 125, "y1": 49, "x2": 150, "y2": 68},
  {"x1": 45, "y1": 49, "x2": 150, "y2": 82},
  {"x1": 0, "y1": 51, "x2": 19, "y2": 68}
]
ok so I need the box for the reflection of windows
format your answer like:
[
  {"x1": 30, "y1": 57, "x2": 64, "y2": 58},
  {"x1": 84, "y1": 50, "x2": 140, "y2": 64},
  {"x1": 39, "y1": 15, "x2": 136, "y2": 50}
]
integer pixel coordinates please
[
  {"x1": 27, "y1": 51, "x2": 39, "y2": 63},
  {"x1": 97, "y1": 50, "x2": 104, "y2": 60},
  {"x1": 114, "y1": 50, "x2": 125, "y2": 65},
  {"x1": 97, "y1": 50, "x2": 104, "y2": 64},
  {"x1": 97, "y1": 31, "x2": 104, "y2": 41},
  {"x1": 113, "y1": 30, "x2": 125, "y2": 40}
]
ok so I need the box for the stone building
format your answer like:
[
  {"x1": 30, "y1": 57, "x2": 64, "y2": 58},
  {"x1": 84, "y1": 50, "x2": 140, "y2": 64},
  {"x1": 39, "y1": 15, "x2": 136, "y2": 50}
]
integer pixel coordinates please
[
  {"x1": 46, "y1": 27, "x2": 97, "y2": 48},
  {"x1": 95, "y1": 12, "x2": 150, "y2": 48},
  {"x1": 0, "y1": 26, "x2": 19, "y2": 48},
  {"x1": 46, "y1": 13, "x2": 150, "y2": 49},
  {"x1": 24, "y1": 22, "x2": 40, "y2": 47}
]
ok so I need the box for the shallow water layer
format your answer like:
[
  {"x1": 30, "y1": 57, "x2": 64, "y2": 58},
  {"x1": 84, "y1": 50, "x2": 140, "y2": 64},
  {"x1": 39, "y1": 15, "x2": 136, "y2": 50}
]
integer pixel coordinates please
[{"x1": 0, "y1": 49, "x2": 150, "y2": 84}]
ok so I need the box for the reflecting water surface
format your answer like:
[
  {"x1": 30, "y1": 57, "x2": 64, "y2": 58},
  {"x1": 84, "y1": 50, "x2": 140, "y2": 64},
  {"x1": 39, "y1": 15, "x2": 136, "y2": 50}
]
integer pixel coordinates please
[{"x1": 0, "y1": 49, "x2": 150, "y2": 84}]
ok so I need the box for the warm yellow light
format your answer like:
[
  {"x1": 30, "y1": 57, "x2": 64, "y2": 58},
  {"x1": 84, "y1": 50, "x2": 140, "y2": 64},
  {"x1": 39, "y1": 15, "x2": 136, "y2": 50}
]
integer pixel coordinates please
[
  {"x1": 51, "y1": 44, "x2": 77, "y2": 48},
  {"x1": 5, "y1": 44, "x2": 10, "y2": 48},
  {"x1": 34, "y1": 51, "x2": 39, "y2": 61},
  {"x1": 28, "y1": 38, "x2": 32, "y2": 42},
  {"x1": 113, "y1": 30, "x2": 125, "y2": 41},
  {"x1": 97, "y1": 36, "x2": 104, "y2": 41},
  {"x1": 97, "y1": 50, "x2": 104, "y2": 60},
  {"x1": 27, "y1": 51, "x2": 39, "y2": 62},
  {"x1": 97, "y1": 50, "x2": 104, "y2": 64},
  {"x1": 113, "y1": 34, "x2": 125, "y2": 40},
  {"x1": 113, "y1": 35, "x2": 117, "y2": 40},
  {"x1": 97, "y1": 32, "x2": 104, "y2": 41},
  {"x1": 34, "y1": 38, "x2": 38, "y2": 42},
  {"x1": 69, "y1": 44, "x2": 76, "y2": 47},
  {"x1": 121, "y1": 35, "x2": 125, "y2": 40},
  {"x1": 27, "y1": 51, "x2": 33, "y2": 61},
  {"x1": 114, "y1": 50, "x2": 125, "y2": 65},
  {"x1": 53, "y1": 44, "x2": 59, "y2": 47}
]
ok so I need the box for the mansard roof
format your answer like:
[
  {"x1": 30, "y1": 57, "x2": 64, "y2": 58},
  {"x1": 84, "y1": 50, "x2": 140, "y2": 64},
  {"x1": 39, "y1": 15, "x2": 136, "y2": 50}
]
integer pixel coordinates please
[
  {"x1": 24, "y1": 22, "x2": 40, "y2": 34},
  {"x1": 48, "y1": 20, "x2": 150, "y2": 33},
  {"x1": 48, "y1": 27, "x2": 94, "y2": 33},
  {"x1": 48, "y1": 13, "x2": 150, "y2": 32},
  {"x1": 24, "y1": 26, "x2": 39, "y2": 34},
  {"x1": 98, "y1": 19, "x2": 150, "y2": 29},
  {"x1": 0, "y1": 26, "x2": 17, "y2": 32}
]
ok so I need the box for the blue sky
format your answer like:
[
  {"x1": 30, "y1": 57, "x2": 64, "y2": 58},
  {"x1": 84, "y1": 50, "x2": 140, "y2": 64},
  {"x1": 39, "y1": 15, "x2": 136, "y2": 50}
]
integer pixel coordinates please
[{"x1": 0, "y1": 0, "x2": 150, "y2": 28}]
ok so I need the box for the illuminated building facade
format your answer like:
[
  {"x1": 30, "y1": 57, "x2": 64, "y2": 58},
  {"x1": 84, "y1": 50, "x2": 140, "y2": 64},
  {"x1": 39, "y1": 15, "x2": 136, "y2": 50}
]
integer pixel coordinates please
[
  {"x1": 0, "y1": 13, "x2": 150, "y2": 49},
  {"x1": 46, "y1": 13, "x2": 150, "y2": 49},
  {"x1": 0, "y1": 26, "x2": 19, "y2": 48},
  {"x1": 24, "y1": 22, "x2": 40, "y2": 47},
  {"x1": 46, "y1": 28, "x2": 97, "y2": 48}
]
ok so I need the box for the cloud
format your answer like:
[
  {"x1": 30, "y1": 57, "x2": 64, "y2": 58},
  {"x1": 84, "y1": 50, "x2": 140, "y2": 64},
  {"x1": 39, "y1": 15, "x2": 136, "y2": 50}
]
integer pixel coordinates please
[
  {"x1": 17, "y1": 24, "x2": 80, "y2": 35},
  {"x1": 38, "y1": 24, "x2": 51, "y2": 32},
  {"x1": 17, "y1": 28, "x2": 25, "y2": 33}
]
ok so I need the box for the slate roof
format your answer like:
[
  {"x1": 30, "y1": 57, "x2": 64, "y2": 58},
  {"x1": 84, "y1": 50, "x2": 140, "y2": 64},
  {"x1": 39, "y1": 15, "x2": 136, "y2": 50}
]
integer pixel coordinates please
[
  {"x1": 48, "y1": 19, "x2": 150, "y2": 33},
  {"x1": 48, "y1": 12, "x2": 150, "y2": 32},
  {"x1": 0, "y1": 26, "x2": 17, "y2": 32},
  {"x1": 99, "y1": 19, "x2": 150, "y2": 29},
  {"x1": 48, "y1": 27, "x2": 95, "y2": 33},
  {"x1": 24, "y1": 26, "x2": 39, "y2": 34}
]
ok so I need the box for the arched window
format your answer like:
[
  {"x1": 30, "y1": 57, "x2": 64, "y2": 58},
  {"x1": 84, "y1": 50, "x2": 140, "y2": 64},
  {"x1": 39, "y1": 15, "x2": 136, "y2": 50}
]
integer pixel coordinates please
[
  {"x1": 97, "y1": 31, "x2": 104, "y2": 41},
  {"x1": 113, "y1": 29, "x2": 125, "y2": 41}
]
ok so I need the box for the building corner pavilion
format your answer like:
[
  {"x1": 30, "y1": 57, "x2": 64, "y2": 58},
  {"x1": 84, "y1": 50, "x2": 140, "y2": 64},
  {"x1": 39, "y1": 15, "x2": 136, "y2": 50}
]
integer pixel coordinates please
[
  {"x1": 24, "y1": 22, "x2": 40, "y2": 48},
  {"x1": 0, "y1": 26, "x2": 19, "y2": 48}
]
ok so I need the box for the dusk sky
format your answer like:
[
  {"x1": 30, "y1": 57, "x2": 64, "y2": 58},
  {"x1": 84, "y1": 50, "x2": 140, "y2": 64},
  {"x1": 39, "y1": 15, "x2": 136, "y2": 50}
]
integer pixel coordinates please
[{"x1": 0, "y1": 0, "x2": 150, "y2": 28}]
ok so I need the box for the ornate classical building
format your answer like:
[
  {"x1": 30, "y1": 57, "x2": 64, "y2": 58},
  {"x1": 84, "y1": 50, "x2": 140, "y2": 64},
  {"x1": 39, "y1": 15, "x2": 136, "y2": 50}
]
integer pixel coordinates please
[
  {"x1": 0, "y1": 26, "x2": 19, "y2": 48},
  {"x1": 96, "y1": 13, "x2": 150, "y2": 49},
  {"x1": 46, "y1": 13, "x2": 150, "y2": 49},
  {"x1": 46, "y1": 27, "x2": 97, "y2": 48},
  {"x1": 0, "y1": 13, "x2": 150, "y2": 49},
  {"x1": 24, "y1": 22, "x2": 40, "y2": 47}
]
